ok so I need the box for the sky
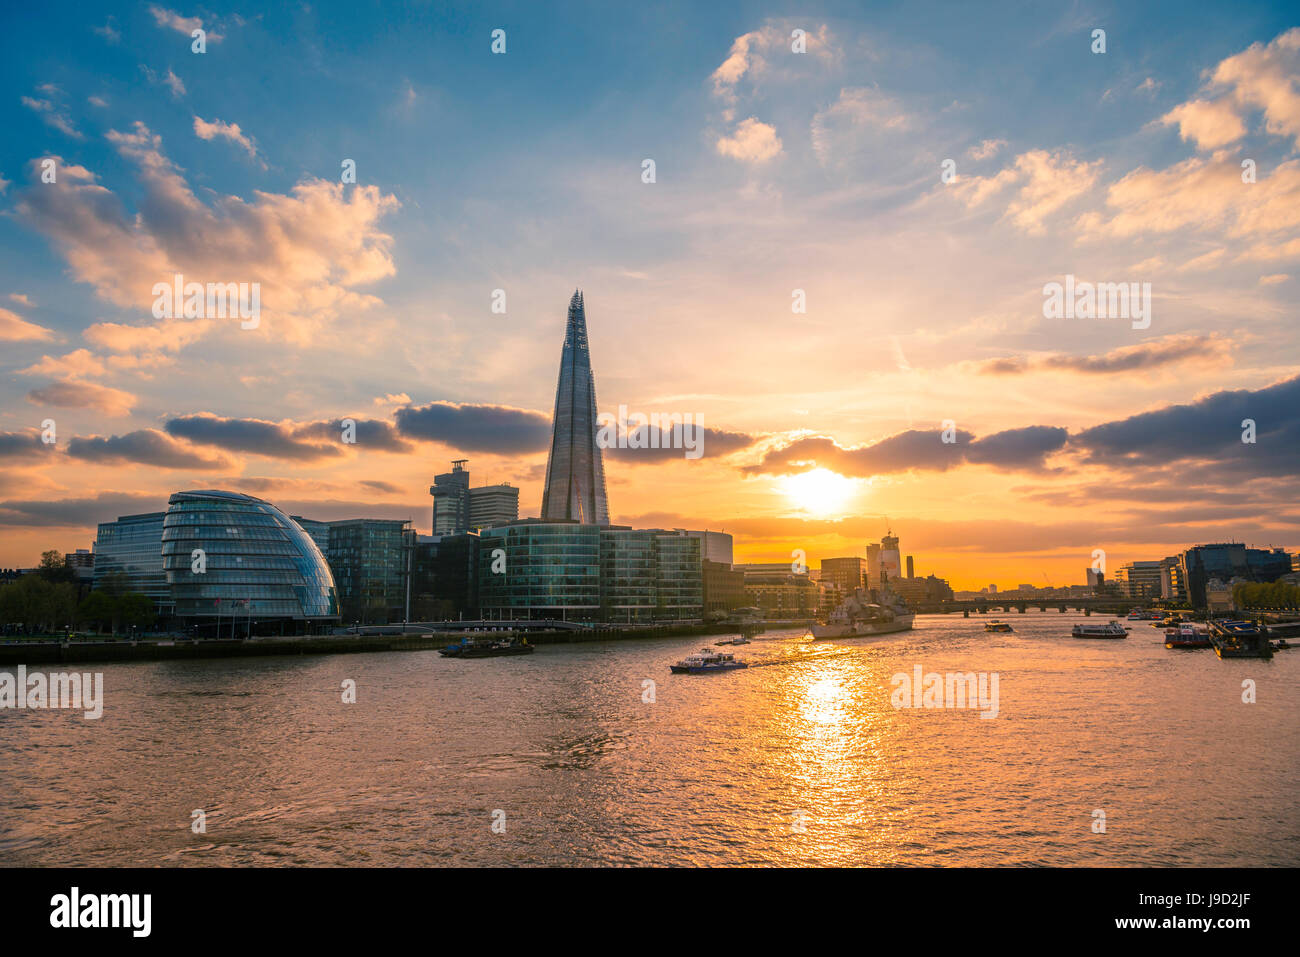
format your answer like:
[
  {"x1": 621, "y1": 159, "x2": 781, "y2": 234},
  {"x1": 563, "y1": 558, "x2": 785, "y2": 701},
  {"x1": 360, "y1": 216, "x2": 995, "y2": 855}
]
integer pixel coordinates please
[{"x1": 0, "y1": 1, "x2": 1298, "y2": 589}]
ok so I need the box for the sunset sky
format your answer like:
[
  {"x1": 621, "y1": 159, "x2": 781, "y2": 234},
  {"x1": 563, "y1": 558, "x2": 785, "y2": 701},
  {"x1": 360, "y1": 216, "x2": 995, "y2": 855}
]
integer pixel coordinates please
[{"x1": 1, "y1": 2, "x2": 1298, "y2": 588}]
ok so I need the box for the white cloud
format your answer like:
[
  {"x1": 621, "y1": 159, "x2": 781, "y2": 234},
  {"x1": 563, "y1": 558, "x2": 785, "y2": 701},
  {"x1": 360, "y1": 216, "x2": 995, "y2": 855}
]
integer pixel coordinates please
[
  {"x1": 716, "y1": 117, "x2": 783, "y2": 164},
  {"x1": 193, "y1": 115, "x2": 261, "y2": 165}
]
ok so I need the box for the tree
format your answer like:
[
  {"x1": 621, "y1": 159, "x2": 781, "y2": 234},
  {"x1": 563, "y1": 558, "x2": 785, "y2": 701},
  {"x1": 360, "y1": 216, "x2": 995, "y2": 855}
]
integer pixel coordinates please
[
  {"x1": 77, "y1": 591, "x2": 117, "y2": 635},
  {"x1": 37, "y1": 550, "x2": 74, "y2": 584}
]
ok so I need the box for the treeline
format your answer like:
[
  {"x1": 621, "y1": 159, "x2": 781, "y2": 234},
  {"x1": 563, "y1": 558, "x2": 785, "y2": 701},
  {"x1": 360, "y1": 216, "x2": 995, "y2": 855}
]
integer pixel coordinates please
[
  {"x1": 1232, "y1": 580, "x2": 1300, "y2": 610},
  {"x1": 0, "y1": 551, "x2": 156, "y2": 636}
]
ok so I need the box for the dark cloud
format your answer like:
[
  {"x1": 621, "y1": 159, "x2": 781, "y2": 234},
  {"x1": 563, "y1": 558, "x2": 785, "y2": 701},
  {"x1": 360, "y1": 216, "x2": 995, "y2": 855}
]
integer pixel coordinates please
[
  {"x1": 165, "y1": 414, "x2": 341, "y2": 461},
  {"x1": 1072, "y1": 373, "x2": 1300, "y2": 477},
  {"x1": 603, "y1": 424, "x2": 758, "y2": 463},
  {"x1": 745, "y1": 426, "x2": 1067, "y2": 477},
  {"x1": 359, "y1": 480, "x2": 403, "y2": 494},
  {"x1": 394, "y1": 401, "x2": 550, "y2": 454},
  {"x1": 292, "y1": 418, "x2": 414, "y2": 453},
  {"x1": 0, "y1": 430, "x2": 54, "y2": 460},
  {"x1": 976, "y1": 334, "x2": 1231, "y2": 376},
  {"x1": 66, "y1": 429, "x2": 232, "y2": 469},
  {"x1": 0, "y1": 492, "x2": 165, "y2": 528}
]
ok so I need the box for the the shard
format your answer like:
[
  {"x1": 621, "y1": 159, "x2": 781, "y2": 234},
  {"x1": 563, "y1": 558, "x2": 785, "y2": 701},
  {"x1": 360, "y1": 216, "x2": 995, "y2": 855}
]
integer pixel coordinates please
[{"x1": 540, "y1": 290, "x2": 610, "y2": 524}]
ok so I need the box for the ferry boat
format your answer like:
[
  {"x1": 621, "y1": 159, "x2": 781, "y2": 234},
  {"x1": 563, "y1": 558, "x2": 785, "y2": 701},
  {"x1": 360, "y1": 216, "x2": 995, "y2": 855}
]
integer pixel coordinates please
[
  {"x1": 1207, "y1": 620, "x2": 1273, "y2": 659},
  {"x1": 1165, "y1": 623, "x2": 1211, "y2": 649},
  {"x1": 1126, "y1": 608, "x2": 1162, "y2": 621},
  {"x1": 670, "y1": 647, "x2": 747, "y2": 674},
  {"x1": 439, "y1": 635, "x2": 535, "y2": 658},
  {"x1": 984, "y1": 619, "x2": 1014, "y2": 633},
  {"x1": 1072, "y1": 620, "x2": 1129, "y2": 639},
  {"x1": 811, "y1": 588, "x2": 914, "y2": 640}
]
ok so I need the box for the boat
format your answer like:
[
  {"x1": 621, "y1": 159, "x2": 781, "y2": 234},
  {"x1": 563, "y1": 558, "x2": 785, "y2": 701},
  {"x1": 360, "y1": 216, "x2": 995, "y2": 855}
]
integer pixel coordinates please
[
  {"x1": 669, "y1": 647, "x2": 747, "y2": 674},
  {"x1": 1126, "y1": 608, "x2": 1162, "y2": 621},
  {"x1": 1207, "y1": 620, "x2": 1273, "y2": 660},
  {"x1": 1165, "y1": 623, "x2": 1211, "y2": 649},
  {"x1": 1073, "y1": 620, "x2": 1129, "y2": 639},
  {"x1": 811, "y1": 588, "x2": 915, "y2": 639},
  {"x1": 1271, "y1": 639, "x2": 1291, "y2": 651},
  {"x1": 439, "y1": 635, "x2": 535, "y2": 658},
  {"x1": 984, "y1": 619, "x2": 1014, "y2": 633},
  {"x1": 715, "y1": 636, "x2": 751, "y2": 645},
  {"x1": 1154, "y1": 615, "x2": 1186, "y2": 628}
]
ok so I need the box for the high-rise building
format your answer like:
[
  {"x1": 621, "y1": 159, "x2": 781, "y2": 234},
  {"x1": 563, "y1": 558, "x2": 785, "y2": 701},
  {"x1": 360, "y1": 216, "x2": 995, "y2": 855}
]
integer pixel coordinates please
[
  {"x1": 1178, "y1": 543, "x2": 1291, "y2": 608},
  {"x1": 431, "y1": 460, "x2": 521, "y2": 534},
  {"x1": 430, "y1": 460, "x2": 471, "y2": 534},
  {"x1": 93, "y1": 511, "x2": 171, "y2": 613},
  {"x1": 820, "y1": 557, "x2": 866, "y2": 596},
  {"x1": 879, "y1": 532, "x2": 902, "y2": 583},
  {"x1": 865, "y1": 543, "x2": 881, "y2": 583},
  {"x1": 322, "y1": 519, "x2": 413, "y2": 624},
  {"x1": 540, "y1": 290, "x2": 609, "y2": 524},
  {"x1": 469, "y1": 484, "x2": 519, "y2": 530},
  {"x1": 906, "y1": 555, "x2": 915, "y2": 579}
]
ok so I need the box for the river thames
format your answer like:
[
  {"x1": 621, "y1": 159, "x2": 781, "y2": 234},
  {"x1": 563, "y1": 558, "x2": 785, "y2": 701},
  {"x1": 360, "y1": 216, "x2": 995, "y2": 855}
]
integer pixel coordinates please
[{"x1": 1, "y1": 612, "x2": 1296, "y2": 866}]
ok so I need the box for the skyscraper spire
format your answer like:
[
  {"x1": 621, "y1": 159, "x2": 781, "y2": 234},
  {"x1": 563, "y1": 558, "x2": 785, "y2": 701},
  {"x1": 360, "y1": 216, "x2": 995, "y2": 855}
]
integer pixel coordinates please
[{"x1": 540, "y1": 289, "x2": 610, "y2": 523}]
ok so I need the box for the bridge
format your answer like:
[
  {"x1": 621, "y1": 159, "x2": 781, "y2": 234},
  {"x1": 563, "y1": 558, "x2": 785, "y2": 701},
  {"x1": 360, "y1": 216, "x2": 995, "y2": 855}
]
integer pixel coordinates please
[
  {"x1": 909, "y1": 598, "x2": 1138, "y2": 615},
  {"x1": 341, "y1": 618, "x2": 595, "y2": 636}
]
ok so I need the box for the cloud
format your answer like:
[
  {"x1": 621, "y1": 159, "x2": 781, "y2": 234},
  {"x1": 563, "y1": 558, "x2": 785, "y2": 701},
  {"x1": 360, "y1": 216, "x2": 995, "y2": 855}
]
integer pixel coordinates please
[
  {"x1": 953, "y1": 149, "x2": 1101, "y2": 234},
  {"x1": 291, "y1": 418, "x2": 414, "y2": 453},
  {"x1": 716, "y1": 117, "x2": 783, "y2": 164},
  {"x1": 0, "y1": 493, "x2": 166, "y2": 528},
  {"x1": 165, "y1": 414, "x2": 342, "y2": 461},
  {"x1": 9, "y1": 294, "x2": 34, "y2": 306},
  {"x1": 1259, "y1": 273, "x2": 1290, "y2": 285},
  {"x1": 20, "y1": 92, "x2": 82, "y2": 139},
  {"x1": 967, "y1": 138, "x2": 1006, "y2": 161},
  {"x1": 18, "y1": 347, "x2": 170, "y2": 378},
  {"x1": 142, "y1": 67, "x2": 187, "y2": 100},
  {"x1": 148, "y1": 5, "x2": 222, "y2": 42},
  {"x1": 193, "y1": 116, "x2": 262, "y2": 164},
  {"x1": 93, "y1": 18, "x2": 121, "y2": 44},
  {"x1": 1161, "y1": 99, "x2": 1247, "y2": 150},
  {"x1": 26, "y1": 379, "x2": 136, "y2": 417},
  {"x1": 974, "y1": 335, "x2": 1233, "y2": 376},
  {"x1": 66, "y1": 429, "x2": 233, "y2": 469},
  {"x1": 0, "y1": 306, "x2": 56, "y2": 342},
  {"x1": 0, "y1": 430, "x2": 55, "y2": 460},
  {"x1": 811, "y1": 87, "x2": 910, "y2": 165},
  {"x1": 745, "y1": 426, "x2": 1068, "y2": 477},
  {"x1": 1073, "y1": 374, "x2": 1300, "y2": 478},
  {"x1": 1207, "y1": 28, "x2": 1300, "y2": 150},
  {"x1": 394, "y1": 401, "x2": 551, "y2": 454},
  {"x1": 14, "y1": 124, "x2": 399, "y2": 347},
  {"x1": 603, "y1": 425, "x2": 758, "y2": 463}
]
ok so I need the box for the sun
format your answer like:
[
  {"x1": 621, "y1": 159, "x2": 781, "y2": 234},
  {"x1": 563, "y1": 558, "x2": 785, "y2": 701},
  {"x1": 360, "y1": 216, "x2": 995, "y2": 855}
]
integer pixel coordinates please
[{"x1": 781, "y1": 468, "x2": 860, "y2": 517}]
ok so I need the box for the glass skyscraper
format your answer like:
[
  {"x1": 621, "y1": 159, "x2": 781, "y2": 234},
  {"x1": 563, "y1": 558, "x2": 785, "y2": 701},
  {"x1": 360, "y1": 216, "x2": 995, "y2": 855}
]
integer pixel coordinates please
[
  {"x1": 93, "y1": 511, "x2": 172, "y2": 613},
  {"x1": 161, "y1": 490, "x2": 338, "y2": 626},
  {"x1": 540, "y1": 290, "x2": 610, "y2": 524}
]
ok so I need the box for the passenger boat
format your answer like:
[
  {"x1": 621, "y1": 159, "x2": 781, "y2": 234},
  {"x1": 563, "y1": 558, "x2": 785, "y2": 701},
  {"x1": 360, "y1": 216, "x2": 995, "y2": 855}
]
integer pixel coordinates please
[
  {"x1": 984, "y1": 619, "x2": 1014, "y2": 633},
  {"x1": 812, "y1": 588, "x2": 914, "y2": 639},
  {"x1": 670, "y1": 647, "x2": 747, "y2": 674},
  {"x1": 1165, "y1": 623, "x2": 1211, "y2": 649},
  {"x1": 715, "y1": 636, "x2": 751, "y2": 645},
  {"x1": 439, "y1": 635, "x2": 535, "y2": 658},
  {"x1": 1072, "y1": 620, "x2": 1129, "y2": 639},
  {"x1": 1207, "y1": 620, "x2": 1273, "y2": 660},
  {"x1": 1126, "y1": 608, "x2": 1162, "y2": 621}
]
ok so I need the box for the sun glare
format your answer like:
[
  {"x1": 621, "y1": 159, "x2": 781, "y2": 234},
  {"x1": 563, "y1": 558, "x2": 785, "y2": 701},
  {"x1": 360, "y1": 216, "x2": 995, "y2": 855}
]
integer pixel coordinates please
[{"x1": 781, "y1": 468, "x2": 860, "y2": 517}]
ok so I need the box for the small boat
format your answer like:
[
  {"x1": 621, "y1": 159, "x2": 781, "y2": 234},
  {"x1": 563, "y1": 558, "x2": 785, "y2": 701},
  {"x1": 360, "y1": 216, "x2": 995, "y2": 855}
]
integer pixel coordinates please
[
  {"x1": 439, "y1": 635, "x2": 535, "y2": 658},
  {"x1": 1073, "y1": 620, "x2": 1128, "y2": 639},
  {"x1": 1126, "y1": 608, "x2": 1162, "y2": 621},
  {"x1": 1271, "y1": 639, "x2": 1291, "y2": 651},
  {"x1": 1207, "y1": 620, "x2": 1273, "y2": 660},
  {"x1": 715, "y1": 636, "x2": 751, "y2": 645},
  {"x1": 1165, "y1": 624, "x2": 1211, "y2": 649},
  {"x1": 984, "y1": 619, "x2": 1014, "y2": 633},
  {"x1": 670, "y1": 647, "x2": 747, "y2": 674}
]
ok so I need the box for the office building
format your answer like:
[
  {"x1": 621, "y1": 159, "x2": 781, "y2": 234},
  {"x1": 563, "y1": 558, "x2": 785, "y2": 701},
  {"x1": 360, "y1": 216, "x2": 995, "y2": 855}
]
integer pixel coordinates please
[
  {"x1": 736, "y1": 564, "x2": 821, "y2": 620},
  {"x1": 1178, "y1": 543, "x2": 1292, "y2": 609},
  {"x1": 410, "y1": 532, "x2": 479, "y2": 620},
  {"x1": 682, "y1": 530, "x2": 734, "y2": 565},
  {"x1": 324, "y1": 519, "x2": 414, "y2": 624},
  {"x1": 161, "y1": 491, "x2": 337, "y2": 629},
  {"x1": 540, "y1": 290, "x2": 609, "y2": 523},
  {"x1": 93, "y1": 511, "x2": 171, "y2": 613},
  {"x1": 702, "y1": 560, "x2": 747, "y2": 614},
  {"x1": 820, "y1": 557, "x2": 866, "y2": 598},
  {"x1": 431, "y1": 460, "x2": 471, "y2": 534},
  {"x1": 469, "y1": 483, "x2": 520, "y2": 530}
]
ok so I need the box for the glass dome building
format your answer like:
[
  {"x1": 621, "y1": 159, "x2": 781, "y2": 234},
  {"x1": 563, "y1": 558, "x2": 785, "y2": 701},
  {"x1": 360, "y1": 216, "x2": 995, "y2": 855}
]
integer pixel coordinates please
[{"x1": 162, "y1": 490, "x2": 339, "y2": 630}]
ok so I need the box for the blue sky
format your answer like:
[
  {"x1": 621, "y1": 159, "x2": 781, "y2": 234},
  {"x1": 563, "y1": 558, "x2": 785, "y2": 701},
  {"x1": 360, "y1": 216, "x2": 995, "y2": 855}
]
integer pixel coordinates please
[{"x1": 1, "y1": 2, "x2": 1298, "y2": 585}]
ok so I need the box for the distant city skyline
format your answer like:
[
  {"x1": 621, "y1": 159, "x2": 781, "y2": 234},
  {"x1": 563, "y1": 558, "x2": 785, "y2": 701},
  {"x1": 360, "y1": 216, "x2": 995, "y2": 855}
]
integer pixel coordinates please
[{"x1": 1, "y1": 4, "x2": 1298, "y2": 589}]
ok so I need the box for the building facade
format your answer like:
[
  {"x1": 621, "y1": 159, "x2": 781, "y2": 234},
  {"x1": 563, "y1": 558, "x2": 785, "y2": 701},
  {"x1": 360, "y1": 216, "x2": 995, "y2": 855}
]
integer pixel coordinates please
[
  {"x1": 324, "y1": 519, "x2": 413, "y2": 624},
  {"x1": 469, "y1": 484, "x2": 520, "y2": 530},
  {"x1": 1179, "y1": 543, "x2": 1292, "y2": 609},
  {"x1": 93, "y1": 511, "x2": 171, "y2": 613},
  {"x1": 430, "y1": 460, "x2": 471, "y2": 535},
  {"x1": 161, "y1": 490, "x2": 338, "y2": 630}
]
